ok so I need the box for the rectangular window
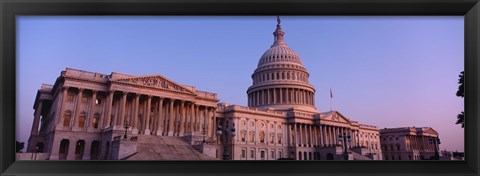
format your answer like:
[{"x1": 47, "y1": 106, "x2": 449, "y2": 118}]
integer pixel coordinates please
[
  {"x1": 67, "y1": 94, "x2": 74, "y2": 102},
  {"x1": 81, "y1": 97, "x2": 88, "y2": 103},
  {"x1": 261, "y1": 151, "x2": 265, "y2": 159},
  {"x1": 279, "y1": 151, "x2": 282, "y2": 158},
  {"x1": 271, "y1": 151, "x2": 275, "y2": 159},
  {"x1": 250, "y1": 150, "x2": 255, "y2": 158},
  {"x1": 241, "y1": 149, "x2": 246, "y2": 158}
]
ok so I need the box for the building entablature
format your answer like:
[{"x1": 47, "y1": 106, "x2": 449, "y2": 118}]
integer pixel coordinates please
[
  {"x1": 216, "y1": 105, "x2": 286, "y2": 118},
  {"x1": 246, "y1": 82, "x2": 315, "y2": 93},
  {"x1": 253, "y1": 64, "x2": 309, "y2": 75}
]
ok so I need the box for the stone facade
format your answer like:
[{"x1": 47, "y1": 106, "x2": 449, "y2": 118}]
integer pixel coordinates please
[
  {"x1": 380, "y1": 127, "x2": 440, "y2": 160},
  {"x1": 27, "y1": 17, "x2": 384, "y2": 160}
]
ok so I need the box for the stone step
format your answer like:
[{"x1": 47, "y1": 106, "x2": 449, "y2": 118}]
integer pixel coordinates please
[{"x1": 125, "y1": 135, "x2": 216, "y2": 160}]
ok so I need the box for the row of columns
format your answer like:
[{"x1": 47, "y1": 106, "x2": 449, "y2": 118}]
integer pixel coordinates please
[
  {"x1": 406, "y1": 135, "x2": 437, "y2": 151},
  {"x1": 54, "y1": 86, "x2": 216, "y2": 138},
  {"x1": 248, "y1": 88, "x2": 314, "y2": 107},
  {"x1": 30, "y1": 101, "x2": 43, "y2": 136},
  {"x1": 288, "y1": 123, "x2": 375, "y2": 149}
]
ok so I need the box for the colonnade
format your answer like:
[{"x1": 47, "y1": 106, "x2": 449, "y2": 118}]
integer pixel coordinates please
[
  {"x1": 248, "y1": 88, "x2": 314, "y2": 107},
  {"x1": 288, "y1": 123, "x2": 365, "y2": 148},
  {"x1": 54, "y1": 86, "x2": 216, "y2": 138},
  {"x1": 406, "y1": 135, "x2": 437, "y2": 151}
]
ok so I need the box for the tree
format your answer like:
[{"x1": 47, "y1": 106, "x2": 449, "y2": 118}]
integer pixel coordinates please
[
  {"x1": 16, "y1": 141, "x2": 24, "y2": 153},
  {"x1": 456, "y1": 71, "x2": 464, "y2": 128}
]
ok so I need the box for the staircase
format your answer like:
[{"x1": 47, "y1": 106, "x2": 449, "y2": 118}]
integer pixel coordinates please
[
  {"x1": 350, "y1": 151, "x2": 372, "y2": 160},
  {"x1": 122, "y1": 135, "x2": 216, "y2": 160}
]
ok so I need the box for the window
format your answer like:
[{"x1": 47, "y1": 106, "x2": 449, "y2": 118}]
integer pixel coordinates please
[
  {"x1": 270, "y1": 134, "x2": 274, "y2": 143},
  {"x1": 63, "y1": 111, "x2": 72, "y2": 127},
  {"x1": 81, "y1": 96, "x2": 88, "y2": 103},
  {"x1": 250, "y1": 150, "x2": 255, "y2": 158},
  {"x1": 277, "y1": 135, "x2": 282, "y2": 144},
  {"x1": 260, "y1": 151, "x2": 265, "y2": 159},
  {"x1": 67, "y1": 94, "x2": 74, "y2": 102},
  {"x1": 241, "y1": 149, "x2": 246, "y2": 158},
  {"x1": 271, "y1": 151, "x2": 275, "y2": 159},
  {"x1": 78, "y1": 113, "x2": 86, "y2": 128},
  {"x1": 279, "y1": 151, "x2": 282, "y2": 158},
  {"x1": 260, "y1": 131, "x2": 265, "y2": 143},
  {"x1": 241, "y1": 131, "x2": 246, "y2": 142},
  {"x1": 93, "y1": 114, "x2": 100, "y2": 128},
  {"x1": 95, "y1": 98, "x2": 102, "y2": 105}
]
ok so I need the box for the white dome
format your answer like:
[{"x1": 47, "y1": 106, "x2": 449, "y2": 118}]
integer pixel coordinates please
[{"x1": 257, "y1": 45, "x2": 303, "y2": 67}]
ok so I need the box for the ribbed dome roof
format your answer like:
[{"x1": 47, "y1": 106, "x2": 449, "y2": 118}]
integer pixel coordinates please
[
  {"x1": 257, "y1": 44, "x2": 303, "y2": 67},
  {"x1": 256, "y1": 17, "x2": 304, "y2": 68}
]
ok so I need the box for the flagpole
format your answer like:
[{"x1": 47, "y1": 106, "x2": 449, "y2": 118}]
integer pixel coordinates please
[{"x1": 330, "y1": 88, "x2": 333, "y2": 112}]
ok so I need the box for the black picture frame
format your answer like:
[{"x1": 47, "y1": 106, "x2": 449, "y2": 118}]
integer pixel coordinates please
[{"x1": 1, "y1": 0, "x2": 478, "y2": 176}]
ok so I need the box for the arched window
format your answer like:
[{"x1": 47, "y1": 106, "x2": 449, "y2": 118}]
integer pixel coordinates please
[
  {"x1": 59, "y1": 139, "x2": 69, "y2": 160},
  {"x1": 75, "y1": 140, "x2": 85, "y2": 160},
  {"x1": 298, "y1": 152, "x2": 302, "y2": 160},
  {"x1": 78, "y1": 112, "x2": 86, "y2": 128},
  {"x1": 90, "y1": 141, "x2": 100, "y2": 160},
  {"x1": 93, "y1": 113, "x2": 100, "y2": 128},
  {"x1": 249, "y1": 131, "x2": 255, "y2": 142},
  {"x1": 259, "y1": 131, "x2": 265, "y2": 143},
  {"x1": 63, "y1": 111, "x2": 72, "y2": 127}
]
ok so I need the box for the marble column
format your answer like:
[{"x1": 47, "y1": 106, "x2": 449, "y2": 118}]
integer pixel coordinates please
[
  {"x1": 294, "y1": 123, "x2": 297, "y2": 146},
  {"x1": 104, "y1": 91, "x2": 114, "y2": 128},
  {"x1": 118, "y1": 92, "x2": 128, "y2": 129},
  {"x1": 188, "y1": 103, "x2": 194, "y2": 133},
  {"x1": 195, "y1": 105, "x2": 200, "y2": 132},
  {"x1": 72, "y1": 88, "x2": 84, "y2": 127},
  {"x1": 156, "y1": 98, "x2": 164, "y2": 136},
  {"x1": 132, "y1": 94, "x2": 140, "y2": 134},
  {"x1": 31, "y1": 101, "x2": 43, "y2": 135},
  {"x1": 144, "y1": 96, "x2": 152, "y2": 135},
  {"x1": 86, "y1": 90, "x2": 97, "y2": 130},
  {"x1": 167, "y1": 99, "x2": 175, "y2": 136},
  {"x1": 57, "y1": 86, "x2": 69, "y2": 127},
  {"x1": 179, "y1": 101, "x2": 185, "y2": 136},
  {"x1": 273, "y1": 89, "x2": 276, "y2": 103}
]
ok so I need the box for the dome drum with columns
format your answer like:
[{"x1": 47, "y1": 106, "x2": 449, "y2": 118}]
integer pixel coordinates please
[{"x1": 247, "y1": 16, "x2": 316, "y2": 112}]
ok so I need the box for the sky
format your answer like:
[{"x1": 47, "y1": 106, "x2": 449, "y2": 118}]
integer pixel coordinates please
[{"x1": 16, "y1": 16, "x2": 464, "y2": 152}]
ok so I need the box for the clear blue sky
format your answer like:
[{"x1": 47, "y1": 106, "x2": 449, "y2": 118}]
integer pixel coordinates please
[{"x1": 16, "y1": 16, "x2": 464, "y2": 152}]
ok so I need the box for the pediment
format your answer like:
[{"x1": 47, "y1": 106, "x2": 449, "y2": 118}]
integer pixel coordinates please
[
  {"x1": 112, "y1": 75, "x2": 196, "y2": 94},
  {"x1": 422, "y1": 128, "x2": 438, "y2": 135},
  {"x1": 321, "y1": 111, "x2": 350, "y2": 123}
]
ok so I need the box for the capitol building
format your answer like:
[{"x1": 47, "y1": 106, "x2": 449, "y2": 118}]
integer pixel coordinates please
[{"x1": 26, "y1": 17, "x2": 385, "y2": 160}]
